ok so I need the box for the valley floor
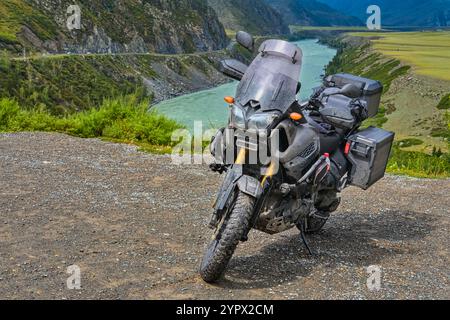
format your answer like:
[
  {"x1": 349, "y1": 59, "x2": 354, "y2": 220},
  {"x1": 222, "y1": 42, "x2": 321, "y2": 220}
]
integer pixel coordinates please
[{"x1": 0, "y1": 132, "x2": 448, "y2": 299}]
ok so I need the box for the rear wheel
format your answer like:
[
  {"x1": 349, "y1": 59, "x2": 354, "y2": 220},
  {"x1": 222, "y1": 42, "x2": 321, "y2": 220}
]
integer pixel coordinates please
[{"x1": 200, "y1": 191, "x2": 255, "y2": 283}]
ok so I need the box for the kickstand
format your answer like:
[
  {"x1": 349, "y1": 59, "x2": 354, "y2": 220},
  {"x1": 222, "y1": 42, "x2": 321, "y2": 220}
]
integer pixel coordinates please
[{"x1": 299, "y1": 221, "x2": 314, "y2": 256}]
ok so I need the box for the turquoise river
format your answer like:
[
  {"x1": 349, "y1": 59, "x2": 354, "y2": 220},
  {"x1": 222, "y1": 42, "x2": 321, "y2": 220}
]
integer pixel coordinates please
[{"x1": 153, "y1": 39, "x2": 336, "y2": 131}]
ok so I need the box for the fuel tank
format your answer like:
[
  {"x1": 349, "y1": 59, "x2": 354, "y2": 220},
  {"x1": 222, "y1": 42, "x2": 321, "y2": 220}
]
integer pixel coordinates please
[
  {"x1": 274, "y1": 120, "x2": 320, "y2": 181},
  {"x1": 274, "y1": 119, "x2": 347, "y2": 181}
]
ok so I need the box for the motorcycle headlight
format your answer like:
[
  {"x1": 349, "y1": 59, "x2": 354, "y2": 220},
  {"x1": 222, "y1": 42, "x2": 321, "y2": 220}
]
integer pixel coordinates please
[
  {"x1": 248, "y1": 112, "x2": 280, "y2": 130},
  {"x1": 229, "y1": 105, "x2": 246, "y2": 129}
]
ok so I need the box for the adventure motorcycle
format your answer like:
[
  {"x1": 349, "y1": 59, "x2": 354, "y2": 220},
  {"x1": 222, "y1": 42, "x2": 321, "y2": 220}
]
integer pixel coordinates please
[{"x1": 200, "y1": 32, "x2": 394, "y2": 283}]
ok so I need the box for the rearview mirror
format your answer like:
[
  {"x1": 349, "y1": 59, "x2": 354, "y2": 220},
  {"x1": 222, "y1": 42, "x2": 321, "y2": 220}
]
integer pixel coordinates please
[{"x1": 236, "y1": 31, "x2": 254, "y2": 51}]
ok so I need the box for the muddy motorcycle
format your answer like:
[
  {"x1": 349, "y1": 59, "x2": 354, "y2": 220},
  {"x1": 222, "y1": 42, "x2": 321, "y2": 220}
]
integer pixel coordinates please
[{"x1": 199, "y1": 32, "x2": 394, "y2": 283}]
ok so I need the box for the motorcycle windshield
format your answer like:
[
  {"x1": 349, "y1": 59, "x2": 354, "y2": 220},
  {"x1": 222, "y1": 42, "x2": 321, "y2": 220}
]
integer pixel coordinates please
[{"x1": 236, "y1": 39, "x2": 303, "y2": 112}]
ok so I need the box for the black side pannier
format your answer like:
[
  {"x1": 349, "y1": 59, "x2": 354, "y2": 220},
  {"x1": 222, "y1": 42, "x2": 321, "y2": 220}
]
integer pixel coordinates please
[{"x1": 346, "y1": 126, "x2": 395, "y2": 190}]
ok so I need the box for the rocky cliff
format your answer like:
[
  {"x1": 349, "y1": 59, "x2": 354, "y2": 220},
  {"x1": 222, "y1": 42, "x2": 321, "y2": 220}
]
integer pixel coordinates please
[{"x1": 0, "y1": 0, "x2": 229, "y2": 54}]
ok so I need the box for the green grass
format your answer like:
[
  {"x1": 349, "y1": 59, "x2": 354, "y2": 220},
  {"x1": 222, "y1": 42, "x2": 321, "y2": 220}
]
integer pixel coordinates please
[
  {"x1": 387, "y1": 147, "x2": 450, "y2": 178},
  {"x1": 361, "y1": 105, "x2": 388, "y2": 128},
  {"x1": 394, "y1": 138, "x2": 424, "y2": 148},
  {"x1": 225, "y1": 29, "x2": 237, "y2": 39},
  {"x1": 0, "y1": 0, "x2": 59, "y2": 44},
  {"x1": 430, "y1": 111, "x2": 450, "y2": 140},
  {"x1": 349, "y1": 31, "x2": 450, "y2": 81},
  {"x1": 0, "y1": 53, "x2": 152, "y2": 114},
  {"x1": 437, "y1": 93, "x2": 450, "y2": 110},
  {"x1": 0, "y1": 95, "x2": 183, "y2": 152}
]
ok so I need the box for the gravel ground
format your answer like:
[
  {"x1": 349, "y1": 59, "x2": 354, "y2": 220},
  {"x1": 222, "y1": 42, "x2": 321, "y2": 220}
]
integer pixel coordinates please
[{"x1": 0, "y1": 132, "x2": 449, "y2": 300}]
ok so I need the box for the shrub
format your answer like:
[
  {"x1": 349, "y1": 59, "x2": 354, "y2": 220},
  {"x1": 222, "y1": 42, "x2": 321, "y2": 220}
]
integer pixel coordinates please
[
  {"x1": 437, "y1": 93, "x2": 450, "y2": 110},
  {"x1": 387, "y1": 147, "x2": 450, "y2": 178},
  {"x1": 0, "y1": 94, "x2": 183, "y2": 149},
  {"x1": 394, "y1": 138, "x2": 424, "y2": 148}
]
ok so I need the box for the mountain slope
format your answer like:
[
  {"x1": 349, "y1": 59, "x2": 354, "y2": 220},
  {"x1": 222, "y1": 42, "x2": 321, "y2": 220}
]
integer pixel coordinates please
[
  {"x1": 0, "y1": 0, "x2": 229, "y2": 54},
  {"x1": 207, "y1": 0, "x2": 290, "y2": 35},
  {"x1": 317, "y1": 0, "x2": 450, "y2": 27},
  {"x1": 265, "y1": 0, "x2": 362, "y2": 26}
]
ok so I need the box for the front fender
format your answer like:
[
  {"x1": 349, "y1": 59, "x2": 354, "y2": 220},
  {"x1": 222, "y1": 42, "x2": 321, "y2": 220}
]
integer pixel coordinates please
[
  {"x1": 210, "y1": 167, "x2": 263, "y2": 229},
  {"x1": 236, "y1": 175, "x2": 263, "y2": 198},
  {"x1": 213, "y1": 167, "x2": 262, "y2": 216}
]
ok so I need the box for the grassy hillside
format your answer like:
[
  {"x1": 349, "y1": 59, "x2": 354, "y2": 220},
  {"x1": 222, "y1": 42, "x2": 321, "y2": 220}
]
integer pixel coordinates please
[
  {"x1": 349, "y1": 32, "x2": 450, "y2": 81},
  {"x1": 0, "y1": 50, "x2": 230, "y2": 114},
  {"x1": 326, "y1": 40, "x2": 411, "y2": 93},
  {"x1": 0, "y1": 53, "x2": 144, "y2": 114},
  {"x1": 0, "y1": 0, "x2": 58, "y2": 45},
  {"x1": 343, "y1": 32, "x2": 450, "y2": 148},
  {"x1": 0, "y1": 0, "x2": 229, "y2": 54},
  {"x1": 326, "y1": 32, "x2": 450, "y2": 177}
]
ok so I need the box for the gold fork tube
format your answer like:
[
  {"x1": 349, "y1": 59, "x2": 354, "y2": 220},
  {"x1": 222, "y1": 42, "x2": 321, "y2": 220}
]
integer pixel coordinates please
[
  {"x1": 235, "y1": 148, "x2": 247, "y2": 165},
  {"x1": 261, "y1": 161, "x2": 277, "y2": 186}
]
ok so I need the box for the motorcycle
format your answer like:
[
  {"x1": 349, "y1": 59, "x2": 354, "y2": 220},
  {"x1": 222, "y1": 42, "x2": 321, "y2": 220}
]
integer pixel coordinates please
[{"x1": 199, "y1": 31, "x2": 394, "y2": 283}]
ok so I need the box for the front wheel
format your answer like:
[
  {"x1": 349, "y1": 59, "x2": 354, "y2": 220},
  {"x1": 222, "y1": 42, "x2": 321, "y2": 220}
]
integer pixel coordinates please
[{"x1": 199, "y1": 191, "x2": 255, "y2": 283}]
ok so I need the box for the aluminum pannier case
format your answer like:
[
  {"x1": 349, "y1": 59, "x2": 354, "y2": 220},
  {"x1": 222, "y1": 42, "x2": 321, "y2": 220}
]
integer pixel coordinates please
[{"x1": 346, "y1": 126, "x2": 395, "y2": 190}]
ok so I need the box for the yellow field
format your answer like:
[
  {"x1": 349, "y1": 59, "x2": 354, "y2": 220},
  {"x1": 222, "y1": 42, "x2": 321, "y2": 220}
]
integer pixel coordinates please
[{"x1": 350, "y1": 31, "x2": 450, "y2": 81}]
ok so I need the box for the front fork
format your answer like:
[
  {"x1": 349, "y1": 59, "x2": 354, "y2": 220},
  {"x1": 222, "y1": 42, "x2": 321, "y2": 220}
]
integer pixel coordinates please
[{"x1": 209, "y1": 148, "x2": 276, "y2": 233}]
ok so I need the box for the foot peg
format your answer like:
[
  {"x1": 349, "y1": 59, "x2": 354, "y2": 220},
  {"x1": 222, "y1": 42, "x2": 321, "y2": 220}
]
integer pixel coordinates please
[{"x1": 209, "y1": 163, "x2": 227, "y2": 174}]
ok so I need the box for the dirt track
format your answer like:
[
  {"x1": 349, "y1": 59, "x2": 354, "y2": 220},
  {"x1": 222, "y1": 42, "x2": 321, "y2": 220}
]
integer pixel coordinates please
[{"x1": 0, "y1": 132, "x2": 449, "y2": 300}]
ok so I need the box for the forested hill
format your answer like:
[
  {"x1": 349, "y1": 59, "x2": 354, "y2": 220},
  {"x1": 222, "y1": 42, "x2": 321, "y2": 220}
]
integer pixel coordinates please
[
  {"x1": 0, "y1": 0, "x2": 229, "y2": 54},
  {"x1": 265, "y1": 0, "x2": 362, "y2": 26}
]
